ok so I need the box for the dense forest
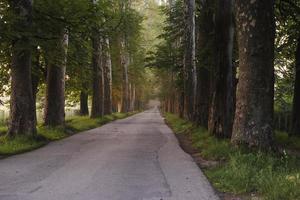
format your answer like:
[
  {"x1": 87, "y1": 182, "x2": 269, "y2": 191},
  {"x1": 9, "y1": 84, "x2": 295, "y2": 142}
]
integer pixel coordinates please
[{"x1": 149, "y1": 0, "x2": 300, "y2": 150}]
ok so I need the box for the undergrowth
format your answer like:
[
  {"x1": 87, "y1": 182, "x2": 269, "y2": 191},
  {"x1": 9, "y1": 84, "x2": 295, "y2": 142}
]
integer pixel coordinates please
[
  {"x1": 165, "y1": 113, "x2": 300, "y2": 200},
  {"x1": 275, "y1": 131, "x2": 300, "y2": 150}
]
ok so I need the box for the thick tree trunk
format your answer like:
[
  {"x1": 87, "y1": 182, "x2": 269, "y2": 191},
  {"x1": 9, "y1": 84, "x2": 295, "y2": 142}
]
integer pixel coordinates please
[
  {"x1": 121, "y1": 38, "x2": 130, "y2": 113},
  {"x1": 290, "y1": 37, "x2": 300, "y2": 136},
  {"x1": 195, "y1": 67, "x2": 211, "y2": 127},
  {"x1": 208, "y1": 0, "x2": 235, "y2": 138},
  {"x1": 80, "y1": 90, "x2": 89, "y2": 116},
  {"x1": 103, "y1": 38, "x2": 113, "y2": 115},
  {"x1": 183, "y1": 0, "x2": 197, "y2": 120},
  {"x1": 91, "y1": 34, "x2": 104, "y2": 118},
  {"x1": 8, "y1": 0, "x2": 36, "y2": 137},
  {"x1": 9, "y1": 0, "x2": 36, "y2": 135},
  {"x1": 194, "y1": 0, "x2": 214, "y2": 128},
  {"x1": 232, "y1": 0, "x2": 275, "y2": 149},
  {"x1": 44, "y1": 32, "x2": 68, "y2": 126}
]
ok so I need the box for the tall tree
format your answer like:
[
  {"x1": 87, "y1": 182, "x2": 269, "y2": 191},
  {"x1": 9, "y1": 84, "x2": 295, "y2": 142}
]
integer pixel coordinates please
[
  {"x1": 194, "y1": 0, "x2": 214, "y2": 127},
  {"x1": 91, "y1": 34, "x2": 104, "y2": 118},
  {"x1": 80, "y1": 89, "x2": 89, "y2": 116},
  {"x1": 291, "y1": 37, "x2": 300, "y2": 136},
  {"x1": 31, "y1": 47, "x2": 43, "y2": 123},
  {"x1": 232, "y1": 0, "x2": 275, "y2": 149},
  {"x1": 44, "y1": 31, "x2": 68, "y2": 126},
  {"x1": 8, "y1": 0, "x2": 36, "y2": 136},
  {"x1": 103, "y1": 38, "x2": 113, "y2": 115},
  {"x1": 121, "y1": 38, "x2": 130, "y2": 113},
  {"x1": 183, "y1": 0, "x2": 197, "y2": 120},
  {"x1": 208, "y1": 0, "x2": 235, "y2": 138}
]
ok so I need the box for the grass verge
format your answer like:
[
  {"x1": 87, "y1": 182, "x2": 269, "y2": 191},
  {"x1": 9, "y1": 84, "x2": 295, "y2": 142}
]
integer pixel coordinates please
[
  {"x1": 0, "y1": 112, "x2": 138, "y2": 156},
  {"x1": 165, "y1": 113, "x2": 300, "y2": 200}
]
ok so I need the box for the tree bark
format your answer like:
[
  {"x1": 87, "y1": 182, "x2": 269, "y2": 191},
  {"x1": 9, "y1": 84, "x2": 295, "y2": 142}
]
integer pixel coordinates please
[
  {"x1": 44, "y1": 31, "x2": 68, "y2": 126},
  {"x1": 31, "y1": 47, "x2": 42, "y2": 123},
  {"x1": 183, "y1": 0, "x2": 197, "y2": 120},
  {"x1": 91, "y1": 34, "x2": 104, "y2": 118},
  {"x1": 194, "y1": 0, "x2": 214, "y2": 128},
  {"x1": 208, "y1": 0, "x2": 235, "y2": 138},
  {"x1": 179, "y1": 90, "x2": 185, "y2": 118},
  {"x1": 80, "y1": 90, "x2": 89, "y2": 116},
  {"x1": 132, "y1": 84, "x2": 136, "y2": 111},
  {"x1": 290, "y1": 37, "x2": 300, "y2": 136},
  {"x1": 231, "y1": 0, "x2": 275, "y2": 149},
  {"x1": 121, "y1": 38, "x2": 130, "y2": 113},
  {"x1": 8, "y1": 0, "x2": 36, "y2": 137},
  {"x1": 103, "y1": 38, "x2": 113, "y2": 115}
]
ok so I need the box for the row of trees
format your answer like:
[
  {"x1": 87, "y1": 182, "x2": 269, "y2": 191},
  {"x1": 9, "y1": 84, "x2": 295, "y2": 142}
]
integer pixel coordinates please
[
  {"x1": 0, "y1": 0, "x2": 151, "y2": 137},
  {"x1": 150, "y1": 0, "x2": 300, "y2": 150}
]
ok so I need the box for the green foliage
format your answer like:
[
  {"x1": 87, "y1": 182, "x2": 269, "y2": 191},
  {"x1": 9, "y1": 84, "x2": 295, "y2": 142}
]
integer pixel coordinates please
[
  {"x1": 273, "y1": 0, "x2": 300, "y2": 128},
  {"x1": 0, "y1": 0, "x2": 153, "y2": 107},
  {"x1": 165, "y1": 113, "x2": 300, "y2": 200}
]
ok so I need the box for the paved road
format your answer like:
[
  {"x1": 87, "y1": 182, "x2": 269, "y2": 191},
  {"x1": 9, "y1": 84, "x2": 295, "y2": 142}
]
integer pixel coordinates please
[{"x1": 0, "y1": 109, "x2": 219, "y2": 200}]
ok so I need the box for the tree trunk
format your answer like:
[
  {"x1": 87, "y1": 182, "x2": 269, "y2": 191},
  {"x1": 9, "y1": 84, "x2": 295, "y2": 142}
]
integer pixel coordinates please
[
  {"x1": 121, "y1": 38, "x2": 130, "y2": 113},
  {"x1": 8, "y1": 0, "x2": 36, "y2": 137},
  {"x1": 103, "y1": 38, "x2": 113, "y2": 115},
  {"x1": 194, "y1": 0, "x2": 214, "y2": 128},
  {"x1": 208, "y1": 0, "x2": 235, "y2": 138},
  {"x1": 91, "y1": 34, "x2": 104, "y2": 118},
  {"x1": 130, "y1": 84, "x2": 136, "y2": 111},
  {"x1": 128, "y1": 83, "x2": 132, "y2": 111},
  {"x1": 44, "y1": 31, "x2": 68, "y2": 126},
  {"x1": 32, "y1": 47, "x2": 41, "y2": 123},
  {"x1": 179, "y1": 90, "x2": 185, "y2": 118},
  {"x1": 290, "y1": 37, "x2": 300, "y2": 136},
  {"x1": 231, "y1": 0, "x2": 275, "y2": 149},
  {"x1": 80, "y1": 90, "x2": 89, "y2": 116},
  {"x1": 183, "y1": 0, "x2": 197, "y2": 120}
]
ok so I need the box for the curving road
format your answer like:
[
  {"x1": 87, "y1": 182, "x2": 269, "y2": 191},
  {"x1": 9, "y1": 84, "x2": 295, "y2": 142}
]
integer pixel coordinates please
[{"x1": 0, "y1": 108, "x2": 219, "y2": 200}]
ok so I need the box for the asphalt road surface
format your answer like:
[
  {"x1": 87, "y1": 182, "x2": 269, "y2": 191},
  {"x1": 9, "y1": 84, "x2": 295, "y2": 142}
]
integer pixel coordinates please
[{"x1": 0, "y1": 108, "x2": 219, "y2": 200}]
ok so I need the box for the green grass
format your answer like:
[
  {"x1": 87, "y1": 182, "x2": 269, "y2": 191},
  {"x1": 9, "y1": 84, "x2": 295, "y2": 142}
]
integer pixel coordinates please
[
  {"x1": 38, "y1": 126, "x2": 68, "y2": 140},
  {"x1": 66, "y1": 112, "x2": 134, "y2": 132},
  {"x1": 165, "y1": 113, "x2": 300, "y2": 200},
  {"x1": 0, "y1": 135, "x2": 45, "y2": 155},
  {"x1": 0, "y1": 112, "x2": 138, "y2": 156}
]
